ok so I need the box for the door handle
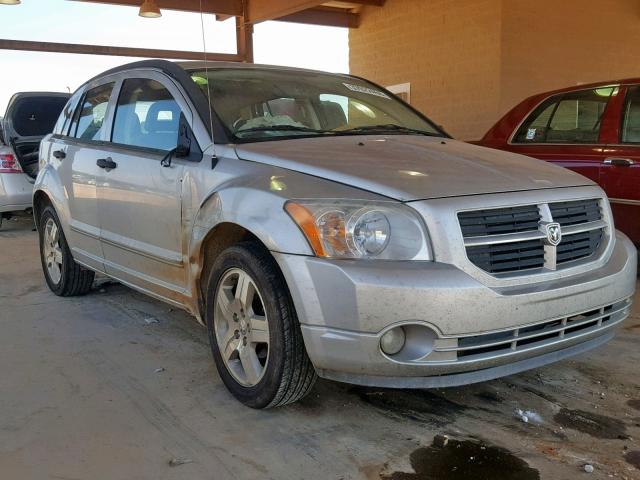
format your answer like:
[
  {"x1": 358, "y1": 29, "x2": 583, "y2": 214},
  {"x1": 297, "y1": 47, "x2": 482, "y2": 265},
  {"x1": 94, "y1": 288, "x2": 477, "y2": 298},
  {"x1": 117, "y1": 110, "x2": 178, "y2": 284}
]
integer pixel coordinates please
[
  {"x1": 604, "y1": 157, "x2": 635, "y2": 167},
  {"x1": 52, "y1": 150, "x2": 66, "y2": 160},
  {"x1": 96, "y1": 157, "x2": 117, "y2": 170}
]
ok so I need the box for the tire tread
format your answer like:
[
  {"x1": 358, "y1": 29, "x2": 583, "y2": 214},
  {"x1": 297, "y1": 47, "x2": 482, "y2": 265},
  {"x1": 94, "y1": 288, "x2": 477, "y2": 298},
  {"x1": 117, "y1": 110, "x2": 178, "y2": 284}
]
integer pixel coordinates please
[
  {"x1": 239, "y1": 242, "x2": 317, "y2": 408},
  {"x1": 206, "y1": 241, "x2": 316, "y2": 408}
]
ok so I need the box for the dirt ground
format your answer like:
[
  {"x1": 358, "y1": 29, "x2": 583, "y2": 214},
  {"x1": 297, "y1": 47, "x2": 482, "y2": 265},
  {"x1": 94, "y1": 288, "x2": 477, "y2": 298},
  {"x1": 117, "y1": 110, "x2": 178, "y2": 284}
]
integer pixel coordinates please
[{"x1": 0, "y1": 216, "x2": 639, "y2": 480}]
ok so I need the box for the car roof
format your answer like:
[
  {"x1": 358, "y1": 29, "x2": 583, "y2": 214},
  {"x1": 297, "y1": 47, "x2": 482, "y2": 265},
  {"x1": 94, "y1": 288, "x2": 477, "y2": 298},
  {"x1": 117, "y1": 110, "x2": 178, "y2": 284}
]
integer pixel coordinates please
[
  {"x1": 176, "y1": 60, "x2": 344, "y2": 76},
  {"x1": 86, "y1": 59, "x2": 345, "y2": 86},
  {"x1": 529, "y1": 77, "x2": 640, "y2": 99}
]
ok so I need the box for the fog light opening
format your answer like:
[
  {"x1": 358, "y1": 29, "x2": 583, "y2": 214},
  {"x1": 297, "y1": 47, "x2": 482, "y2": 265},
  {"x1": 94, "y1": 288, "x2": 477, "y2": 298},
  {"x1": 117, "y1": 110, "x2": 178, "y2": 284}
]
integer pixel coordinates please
[{"x1": 380, "y1": 327, "x2": 406, "y2": 355}]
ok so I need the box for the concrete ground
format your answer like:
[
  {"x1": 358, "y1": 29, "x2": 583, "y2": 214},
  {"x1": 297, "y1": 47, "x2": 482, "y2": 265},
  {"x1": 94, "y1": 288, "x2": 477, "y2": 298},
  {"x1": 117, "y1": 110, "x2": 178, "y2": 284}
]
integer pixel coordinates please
[{"x1": 0, "y1": 216, "x2": 639, "y2": 480}]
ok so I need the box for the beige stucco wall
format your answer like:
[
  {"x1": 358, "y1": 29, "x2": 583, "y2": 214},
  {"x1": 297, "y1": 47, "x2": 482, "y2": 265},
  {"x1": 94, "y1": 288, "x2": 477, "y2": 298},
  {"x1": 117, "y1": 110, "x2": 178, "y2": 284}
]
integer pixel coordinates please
[{"x1": 349, "y1": 0, "x2": 640, "y2": 140}]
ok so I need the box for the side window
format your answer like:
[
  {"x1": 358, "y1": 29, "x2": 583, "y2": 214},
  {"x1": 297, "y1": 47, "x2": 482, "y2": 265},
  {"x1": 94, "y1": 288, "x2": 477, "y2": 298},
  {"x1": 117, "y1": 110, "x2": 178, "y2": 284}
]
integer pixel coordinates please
[
  {"x1": 621, "y1": 85, "x2": 640, "y2": 144},
  {"x1": 53, "y1": 90, "x2": 82, "y2": 136},
  {"x1": 71, "y1": 83, "x2": 114, "y2": 141},
  {"x1": 112, "y1": 78, "x2": 182, "y2": 151},
  {"x1": 514, "y1": 87, "x2": 617, "y2": 144}
]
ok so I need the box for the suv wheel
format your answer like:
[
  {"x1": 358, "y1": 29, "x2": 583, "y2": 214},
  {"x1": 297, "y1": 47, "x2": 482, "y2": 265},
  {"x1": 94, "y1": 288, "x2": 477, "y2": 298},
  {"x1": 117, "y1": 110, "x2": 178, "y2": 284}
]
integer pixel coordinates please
[
  {"x1": 206, "y1": 242, "x2": 317, "y2": 408},
  {"x1": 39, "y1": 206, "x2": 95, "y2": 296}
]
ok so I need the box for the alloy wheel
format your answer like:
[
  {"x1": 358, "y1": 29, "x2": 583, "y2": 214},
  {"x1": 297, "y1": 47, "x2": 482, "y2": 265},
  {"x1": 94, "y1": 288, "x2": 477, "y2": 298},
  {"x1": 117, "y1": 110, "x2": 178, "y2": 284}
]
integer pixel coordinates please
[
  {"x1": 214, "y1": 268, "x2": 270, "y2": 387},
  {"x1": 43, "y1": 218, "x2": 63, "y2": 284}
]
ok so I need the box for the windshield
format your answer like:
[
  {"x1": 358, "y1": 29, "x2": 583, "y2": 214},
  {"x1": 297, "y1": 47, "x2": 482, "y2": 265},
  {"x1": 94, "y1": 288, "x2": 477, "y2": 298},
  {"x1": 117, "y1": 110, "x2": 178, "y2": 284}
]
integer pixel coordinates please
[{"x1": 189, "y1": 68, "x2": 444, "y2": 143}]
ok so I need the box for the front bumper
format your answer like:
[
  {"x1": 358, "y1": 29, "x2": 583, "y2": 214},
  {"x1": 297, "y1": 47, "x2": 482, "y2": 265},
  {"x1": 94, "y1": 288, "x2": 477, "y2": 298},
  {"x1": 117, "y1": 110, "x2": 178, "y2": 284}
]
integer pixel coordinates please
[
  {"x1": 0, "y1": 172, "x2": 33, "y2": 213},
  {"x1": 273, "y1": 231, "x2": 637, "y2": 388}
]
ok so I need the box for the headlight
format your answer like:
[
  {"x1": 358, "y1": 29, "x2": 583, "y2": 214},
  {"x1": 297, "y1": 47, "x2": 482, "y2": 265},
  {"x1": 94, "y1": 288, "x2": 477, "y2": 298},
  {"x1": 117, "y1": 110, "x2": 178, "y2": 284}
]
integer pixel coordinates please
[
  {"x1": 285, "y1": 200, "x2": 431, "y2": 260},
  {"x1": 348, "y1": 209, "x2": 390, "y2": 256}
]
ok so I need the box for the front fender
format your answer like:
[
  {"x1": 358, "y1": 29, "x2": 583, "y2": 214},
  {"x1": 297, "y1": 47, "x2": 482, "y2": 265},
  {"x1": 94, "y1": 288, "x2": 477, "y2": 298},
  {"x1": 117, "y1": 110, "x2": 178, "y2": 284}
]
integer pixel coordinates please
[
  {"x1": 184, "y1": 154, "x2": 390, "y2": 322},
  {"x1": 191, "y1": 187, "x2": 313, "y2": 256},
  {"x1": 186, "y1": 186, "x2": 313, "y2": 323}
]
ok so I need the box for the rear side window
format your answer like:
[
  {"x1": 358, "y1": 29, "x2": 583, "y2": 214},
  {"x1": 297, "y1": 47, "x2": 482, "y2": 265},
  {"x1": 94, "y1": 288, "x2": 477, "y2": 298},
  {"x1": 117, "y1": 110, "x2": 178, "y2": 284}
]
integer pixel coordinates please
[
  {"x1": 513, "y1": 87, "x2": 617, "y2": 144},
  {"x1": 621, "y1": 85, "x2": 640, "y2": 144},
  {"x1": 70, "y1": 83, "x2": 114, "y2": 141},
  {"x1": 111, "y1": 78, "x2": 182, "y2": 151}
]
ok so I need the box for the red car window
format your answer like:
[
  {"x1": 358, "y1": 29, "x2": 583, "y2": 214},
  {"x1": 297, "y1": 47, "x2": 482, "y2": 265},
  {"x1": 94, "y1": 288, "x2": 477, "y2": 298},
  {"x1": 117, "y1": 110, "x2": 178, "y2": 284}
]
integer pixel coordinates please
[{"x1": 513, "y1": 87, "x2": 617, "y2": 144}]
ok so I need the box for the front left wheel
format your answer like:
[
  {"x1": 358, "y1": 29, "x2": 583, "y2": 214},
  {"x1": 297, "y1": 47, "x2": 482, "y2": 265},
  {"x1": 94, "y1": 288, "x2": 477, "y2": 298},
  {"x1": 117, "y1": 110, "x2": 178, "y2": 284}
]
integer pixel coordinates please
[
  {"x1": 38, "y1": 206, "x2": 95, "y2": 296},
  {"x1": 205, "y1": 242, "x2": 317, "y2": 408}
]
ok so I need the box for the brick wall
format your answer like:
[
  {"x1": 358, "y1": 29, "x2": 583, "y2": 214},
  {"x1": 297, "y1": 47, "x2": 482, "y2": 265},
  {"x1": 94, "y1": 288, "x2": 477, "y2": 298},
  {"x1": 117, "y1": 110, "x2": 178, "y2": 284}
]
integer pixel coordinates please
[
  {"x1": 500, "y1": 0, "x2": 640, "y2": 114},
  {"x1": 349, "y1": 0, "x2": 640, "y2": 140},
  {"x1": 350, "y1": 0, "x2": 503, "y2": 140}
]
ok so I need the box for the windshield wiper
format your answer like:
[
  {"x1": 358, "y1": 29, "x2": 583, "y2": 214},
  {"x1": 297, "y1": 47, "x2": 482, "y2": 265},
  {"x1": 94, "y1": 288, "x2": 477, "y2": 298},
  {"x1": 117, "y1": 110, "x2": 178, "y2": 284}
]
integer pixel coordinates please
[
  {"x1": 335, "y1": 124, "x2": 441, "y2": 137},
  {"x1": 235, "y1": 125, "x2": 335, "y2": 135}
]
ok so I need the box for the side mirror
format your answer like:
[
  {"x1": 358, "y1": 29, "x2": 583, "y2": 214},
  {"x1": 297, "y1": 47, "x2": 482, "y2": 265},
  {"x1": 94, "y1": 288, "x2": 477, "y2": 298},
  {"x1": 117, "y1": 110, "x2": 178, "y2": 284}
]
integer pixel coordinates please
[{"x1": 175, "y1": 112, "x2": 191, "y2": 158}]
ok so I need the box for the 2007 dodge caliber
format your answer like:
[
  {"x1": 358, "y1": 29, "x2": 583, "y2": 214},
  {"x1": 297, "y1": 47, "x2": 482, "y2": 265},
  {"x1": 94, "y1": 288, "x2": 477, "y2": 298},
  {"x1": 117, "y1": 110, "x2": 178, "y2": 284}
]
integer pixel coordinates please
[{"x1": 35, "y1": 60, "x2": 637, "y2": 408}]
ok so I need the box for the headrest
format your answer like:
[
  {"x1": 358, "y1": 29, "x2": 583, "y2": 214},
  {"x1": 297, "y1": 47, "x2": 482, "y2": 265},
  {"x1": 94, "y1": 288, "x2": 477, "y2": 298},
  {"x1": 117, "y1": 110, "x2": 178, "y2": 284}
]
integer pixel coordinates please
[
  {"x1": 321, "y1": 100, "x2": 347, "y2": 130},
  {"x1": 145, "y1": 100, "x2": 180, "y2": 133}
]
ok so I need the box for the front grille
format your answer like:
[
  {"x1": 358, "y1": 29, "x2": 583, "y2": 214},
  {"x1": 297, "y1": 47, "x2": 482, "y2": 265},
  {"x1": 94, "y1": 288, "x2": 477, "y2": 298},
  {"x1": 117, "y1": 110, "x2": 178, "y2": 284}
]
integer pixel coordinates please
[
  {"x1": 458, "y1": 198, "x2": 606, "y2": 275},
  {"x1": 466, "y1": 240, "x2": 544, "y2": 274},
  {"x1": 433, "y1": 298, "x2": 631, "y2": 362},
  {"x1": 557, "y1": 230, "x2": 603, "y2": 264},
  {"x1": 550, "y1": 199, "x2": 601, "y2": 226},
  {"x1": 459, "y1": 205, "x2": 541, "y2": 237}
]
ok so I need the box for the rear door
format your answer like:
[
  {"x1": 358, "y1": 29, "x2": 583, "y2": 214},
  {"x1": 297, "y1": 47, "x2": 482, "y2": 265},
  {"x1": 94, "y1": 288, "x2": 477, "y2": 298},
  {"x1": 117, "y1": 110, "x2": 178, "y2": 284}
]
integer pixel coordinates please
[
  {"x1": 601, "y1": 84, "x2": 640, "y2": 244},
  {"x1": 50, "y1": 80, "x2": 116, "y2": 270},
  {"x1": 97, "y1": 73, "x2": 193, "y2": 298},
  {"x1": 505, "y1": 86, "x2": 620, "y2": 185}
]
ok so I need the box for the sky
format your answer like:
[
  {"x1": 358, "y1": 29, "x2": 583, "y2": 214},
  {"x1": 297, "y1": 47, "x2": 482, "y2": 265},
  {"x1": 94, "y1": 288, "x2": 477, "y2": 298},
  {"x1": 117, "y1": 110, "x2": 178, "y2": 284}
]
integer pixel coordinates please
[{"x1": 0, "y1": 0, "x2": 349, "y2": 114}]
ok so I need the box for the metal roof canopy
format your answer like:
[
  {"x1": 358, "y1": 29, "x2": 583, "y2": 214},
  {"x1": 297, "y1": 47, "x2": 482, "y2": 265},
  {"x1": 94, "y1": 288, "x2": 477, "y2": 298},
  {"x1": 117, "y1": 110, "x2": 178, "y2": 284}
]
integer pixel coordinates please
[{"x1": 0, "y1": 0, "x2": 385, "y2": 63}]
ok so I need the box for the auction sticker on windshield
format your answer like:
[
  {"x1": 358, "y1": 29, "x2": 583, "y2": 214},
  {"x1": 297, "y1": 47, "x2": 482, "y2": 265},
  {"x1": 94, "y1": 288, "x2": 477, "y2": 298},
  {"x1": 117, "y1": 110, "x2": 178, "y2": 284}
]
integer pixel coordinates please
[{"x1": 343, "y1": 83, "x2": 391, "y2": 99}]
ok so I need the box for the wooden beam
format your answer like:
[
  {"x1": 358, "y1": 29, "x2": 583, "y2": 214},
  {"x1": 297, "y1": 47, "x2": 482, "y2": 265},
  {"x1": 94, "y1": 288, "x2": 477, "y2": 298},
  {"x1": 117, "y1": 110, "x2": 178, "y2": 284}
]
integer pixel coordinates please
[
  {"x1": 0, "y1": 39, "x2": 243, "y2": 62},
  {"x1": 246, "y1": 0, "x2": 324, "y2": 24},
  {"x1": 71, "y1": 0, "x2": 243, "y2": 17},
  {"x1": 274, "y1": 7, "x2": 359, "y2": 28},
  {"x1": 235, "y1": 16, "x2": 254, "y2": 63},
  {"x1": 320, "y1": 0, "x2": 385, "y2": 9},
  {"x1": 344, "y1": 0, "x2": 384, "y2": 5}
]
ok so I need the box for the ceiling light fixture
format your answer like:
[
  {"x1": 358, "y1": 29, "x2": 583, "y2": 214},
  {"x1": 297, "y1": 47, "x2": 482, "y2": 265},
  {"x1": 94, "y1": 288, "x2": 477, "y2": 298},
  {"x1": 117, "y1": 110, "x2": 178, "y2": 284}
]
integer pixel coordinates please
[
  {"x1": 139, "y1": 0, "x2": 161, "y2": 18},
  {"x1": 0, "y1": 0, "x2": 22, "y2": 5}
]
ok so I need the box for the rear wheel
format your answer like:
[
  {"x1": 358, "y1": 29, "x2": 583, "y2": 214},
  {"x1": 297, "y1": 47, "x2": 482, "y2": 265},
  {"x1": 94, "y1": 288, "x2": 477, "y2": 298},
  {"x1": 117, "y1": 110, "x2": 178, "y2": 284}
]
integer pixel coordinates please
[
  {"x1": 39, "y1": 206, "x2": 94, "y2": 296},
  {"x1": 205, "y1": 242, "x2": 317, "y2": 408}
]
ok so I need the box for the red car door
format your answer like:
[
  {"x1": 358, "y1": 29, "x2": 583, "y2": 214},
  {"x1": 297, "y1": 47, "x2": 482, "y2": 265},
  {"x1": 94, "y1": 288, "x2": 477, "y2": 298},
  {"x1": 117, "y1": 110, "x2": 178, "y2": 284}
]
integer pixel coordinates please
[
  {"x1": 500, "y1": 86, "x2": 621, "y2": 186},
  {"x1": 601, "y1": 84, "x2": 640, "y2": 244}
]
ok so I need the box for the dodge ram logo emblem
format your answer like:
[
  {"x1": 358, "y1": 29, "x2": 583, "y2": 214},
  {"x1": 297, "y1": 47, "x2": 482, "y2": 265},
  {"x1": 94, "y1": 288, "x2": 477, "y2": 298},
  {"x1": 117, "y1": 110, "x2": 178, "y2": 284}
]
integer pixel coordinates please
[{"x1": 545, "y1": 222, "x2": 562, "y2": 246}]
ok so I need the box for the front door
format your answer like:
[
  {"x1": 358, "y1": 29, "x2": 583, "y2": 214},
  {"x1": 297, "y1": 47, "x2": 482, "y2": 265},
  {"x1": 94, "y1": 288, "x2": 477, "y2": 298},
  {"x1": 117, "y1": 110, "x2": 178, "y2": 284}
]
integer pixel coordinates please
[
  {"x1": 54, "y1": 81, "x2": 116, "y2": 270},
  {"x1": 602, "y1": 84, "x2": 640, "y2": 244},
  {"x1": 97, "y1": 75, "x2": 191, "y2": 299}
]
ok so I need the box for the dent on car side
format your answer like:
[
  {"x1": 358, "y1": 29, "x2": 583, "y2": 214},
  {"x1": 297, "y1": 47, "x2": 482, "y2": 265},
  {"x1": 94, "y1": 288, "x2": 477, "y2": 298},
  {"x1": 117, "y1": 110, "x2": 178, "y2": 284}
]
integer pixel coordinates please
[
  {"x1": 186, "y1": 147, "x2": 386, "y2": 320},
  {"x1": 33, "y1": 60, "x2": 637, "y2": 407}
]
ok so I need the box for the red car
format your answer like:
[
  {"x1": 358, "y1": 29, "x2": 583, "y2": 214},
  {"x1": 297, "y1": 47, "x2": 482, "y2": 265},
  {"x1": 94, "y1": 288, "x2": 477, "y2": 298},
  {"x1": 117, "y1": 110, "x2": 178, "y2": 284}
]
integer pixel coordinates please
[{"x1": 477, "y1": 79, "x2": 640, "y2": 246}]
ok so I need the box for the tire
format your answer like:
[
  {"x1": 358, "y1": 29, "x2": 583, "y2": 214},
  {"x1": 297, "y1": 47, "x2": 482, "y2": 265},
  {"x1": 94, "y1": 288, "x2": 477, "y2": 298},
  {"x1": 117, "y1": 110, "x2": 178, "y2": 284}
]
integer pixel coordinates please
[
  {"x1": 205, "y1": 242, "x2": 317, "y2": 408},
  {"x1": 38, "y1": 206, "x2": 95, "y2": 296}
]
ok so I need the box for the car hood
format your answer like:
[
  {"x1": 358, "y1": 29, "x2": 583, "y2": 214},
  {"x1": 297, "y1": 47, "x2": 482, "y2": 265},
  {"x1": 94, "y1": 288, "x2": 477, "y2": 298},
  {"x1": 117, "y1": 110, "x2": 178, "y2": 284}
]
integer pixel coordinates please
[{"x1": 234, "y1": 135, "x2": 593, "y2": 201}]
